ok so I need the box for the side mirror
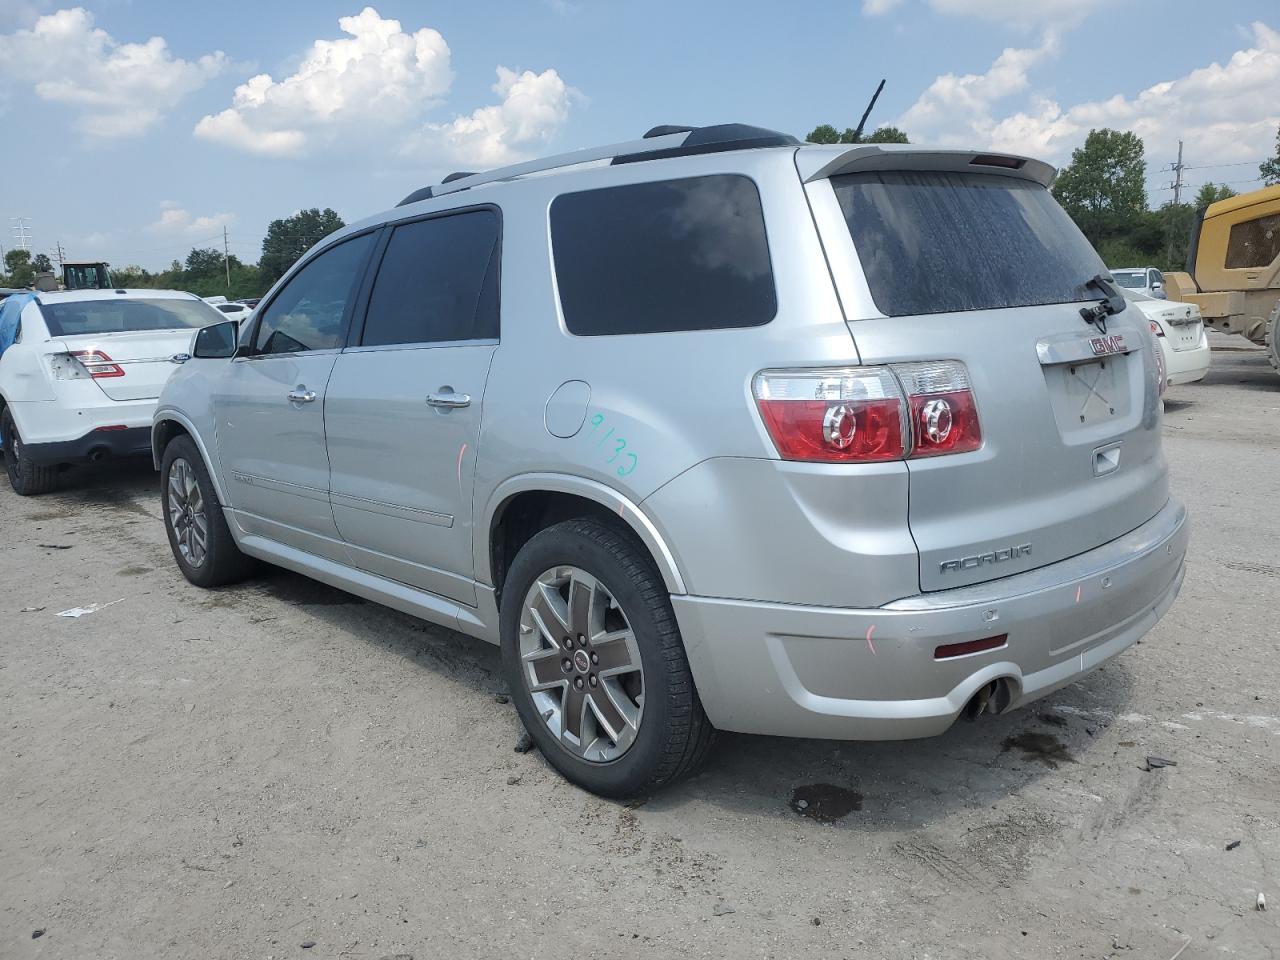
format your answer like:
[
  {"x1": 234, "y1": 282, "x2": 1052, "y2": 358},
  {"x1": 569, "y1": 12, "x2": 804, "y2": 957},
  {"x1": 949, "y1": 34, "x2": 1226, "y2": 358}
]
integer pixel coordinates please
[{"x1": 193, "y1": 319, "x2": 240, "y2": 359}]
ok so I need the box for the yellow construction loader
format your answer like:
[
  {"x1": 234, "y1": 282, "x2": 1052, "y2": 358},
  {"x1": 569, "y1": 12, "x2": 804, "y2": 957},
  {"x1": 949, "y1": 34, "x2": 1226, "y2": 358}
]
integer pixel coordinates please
[{"x1": 1163, "y1": 183, "x2": 1280, "y2": 374}]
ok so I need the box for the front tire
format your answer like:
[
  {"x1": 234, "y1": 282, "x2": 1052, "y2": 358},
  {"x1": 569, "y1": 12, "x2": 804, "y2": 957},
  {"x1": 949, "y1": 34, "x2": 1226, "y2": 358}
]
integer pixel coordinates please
[
  {"x1": 1, "y1": 408, "x2": 57, "y2": 496},
  {"x1": 160, "y1": 435, "x2": 256, "y2": 587},
  {"x1": 500, "y1": 518, "x2": 715, "y2": 797}
]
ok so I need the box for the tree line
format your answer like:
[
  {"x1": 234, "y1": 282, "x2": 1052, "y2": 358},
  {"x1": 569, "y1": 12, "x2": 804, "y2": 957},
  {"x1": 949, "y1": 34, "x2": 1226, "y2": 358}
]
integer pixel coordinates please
[{"x1": 5, "y1": 124, "x2": 1280, "y2": 294}]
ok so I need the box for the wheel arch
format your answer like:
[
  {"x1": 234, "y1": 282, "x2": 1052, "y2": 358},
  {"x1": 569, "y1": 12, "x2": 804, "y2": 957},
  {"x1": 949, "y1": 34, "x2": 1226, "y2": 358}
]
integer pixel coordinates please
[
  {"x1": 152, "y1": 411, "x2": 231, "y2": 506},
  {"x1": 481, "y1": 474, "x2": 688, "y2": 601}
]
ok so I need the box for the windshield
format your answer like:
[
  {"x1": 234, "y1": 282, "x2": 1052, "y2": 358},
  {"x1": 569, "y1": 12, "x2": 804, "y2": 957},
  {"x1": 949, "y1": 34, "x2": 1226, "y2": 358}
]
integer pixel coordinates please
[
  {"x1": 831, "y1": 170, "x2": 1106, "y2": 317},
  {"x1": 62, "y1": 264, "x2": 112, "y2": 290},
  {"x1": 41, "y1": 298, "x2": 221, "y2": 336},
  {"x1": 1112, "y1": 272, "x2": 1147, "y2": 289}
]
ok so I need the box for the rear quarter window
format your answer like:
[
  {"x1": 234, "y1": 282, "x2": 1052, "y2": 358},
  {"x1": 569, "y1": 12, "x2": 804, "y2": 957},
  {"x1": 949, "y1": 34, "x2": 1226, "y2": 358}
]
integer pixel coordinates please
[
  {"x1": 832, "y1": 171, "x2": 1106, "y2": 317},
  {"x1": 550, "y1": 174, "x2": 776, "y2": 336}
]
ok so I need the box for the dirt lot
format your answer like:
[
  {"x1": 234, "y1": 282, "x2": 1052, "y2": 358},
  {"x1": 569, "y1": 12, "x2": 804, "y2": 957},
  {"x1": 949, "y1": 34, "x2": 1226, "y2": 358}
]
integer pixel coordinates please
[{"x1": 2, "y1": 339, "x2": 1278, "y2": 960}]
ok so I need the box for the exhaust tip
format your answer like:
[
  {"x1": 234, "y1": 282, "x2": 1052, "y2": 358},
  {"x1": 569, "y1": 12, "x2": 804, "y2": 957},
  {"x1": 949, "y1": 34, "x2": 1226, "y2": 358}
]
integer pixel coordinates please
[
  {"x1": 87, "y1": 447, "x2": 110, "y2": 463},
  {"x1": 962, "y1": 678, "x2": 1016, "y2": 720}
]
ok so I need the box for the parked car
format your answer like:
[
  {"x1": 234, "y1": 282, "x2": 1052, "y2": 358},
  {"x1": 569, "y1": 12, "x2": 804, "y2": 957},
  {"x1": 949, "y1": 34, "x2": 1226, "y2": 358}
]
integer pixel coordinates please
[
  {"x1": 1112, "y1": 266, "x2": 1167, "y2": 299},
  {"x1": 1122, "y1": 288, "x2": 1211, "y2": 386},
  {"x1": 211, "y1": 301, "x2": 253, "y2": 322},
  {"x1": 1, "y1": 289, "x2": 221, "y2": 494},
  {"x1": 154, "y1": 125, "x2": 1189, "y2": 797}
]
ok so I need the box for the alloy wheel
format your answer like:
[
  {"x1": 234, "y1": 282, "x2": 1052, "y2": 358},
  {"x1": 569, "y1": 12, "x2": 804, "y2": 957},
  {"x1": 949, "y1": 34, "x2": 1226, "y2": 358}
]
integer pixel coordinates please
[
  {"x1": 518, "y1": 566, "x2": 645, "y2": 762},
  {"x1": 167, "y1": 458, "x2": 209, "y2": 568}
]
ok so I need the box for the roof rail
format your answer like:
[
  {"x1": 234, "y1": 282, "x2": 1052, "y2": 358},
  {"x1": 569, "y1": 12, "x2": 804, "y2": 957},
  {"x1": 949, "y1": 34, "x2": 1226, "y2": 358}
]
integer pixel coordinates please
[
  {"x1": 442, "y1": 171, "x2": 477, "y2": 183},
  {"x1": 395, "y1": 123, "x2": 798, "y2": 207}
]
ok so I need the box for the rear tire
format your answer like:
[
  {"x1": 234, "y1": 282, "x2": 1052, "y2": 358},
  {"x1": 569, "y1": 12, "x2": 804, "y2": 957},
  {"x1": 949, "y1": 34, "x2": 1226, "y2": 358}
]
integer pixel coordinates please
[
  {"x1": 161, "y1": 435, "x2": 256, "y2": 587},
  {"x1": 1, "y1": 408, "x2": 57, "y2": 496},
  {"x1": 500, "y1": 518, "x2": 715, "y2": 797},
  {"x1": 1266, "y1": 302, "x2": 1280, "y2": 375}
]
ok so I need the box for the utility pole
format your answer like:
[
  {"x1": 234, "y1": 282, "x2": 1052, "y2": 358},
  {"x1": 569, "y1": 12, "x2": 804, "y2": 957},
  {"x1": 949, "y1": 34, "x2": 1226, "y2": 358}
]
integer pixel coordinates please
[
  {"x1": 9, "y1": 216, "x2": 31, "y2": 251},
  {"x1": 223, "y1": 226, "x2": 231, "y2": 288},
  {"x1": 56, "y1": 241, "x2": 66, "y2": 269},
  {"x1": 1171, "y1": 140, "x2": 1185, "y2": 206}
]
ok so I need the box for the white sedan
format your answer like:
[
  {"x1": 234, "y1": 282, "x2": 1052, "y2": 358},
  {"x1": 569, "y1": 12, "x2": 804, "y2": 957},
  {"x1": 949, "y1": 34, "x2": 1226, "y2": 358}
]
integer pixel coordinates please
[
  {"x1": 1122, "y1": 288, "x2": 1211, "y2": 387},
  {"x1": 0, "y1": 289, "x2": 224, "y2": 495}
]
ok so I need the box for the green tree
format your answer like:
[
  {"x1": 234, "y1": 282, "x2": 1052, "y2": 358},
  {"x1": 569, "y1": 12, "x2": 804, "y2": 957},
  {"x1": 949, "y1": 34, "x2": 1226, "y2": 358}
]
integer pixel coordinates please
[
  {"x1": 806, "y1": 123, "x2": 910, "y2": 145},
  {"x1": 110, "y1": 265, "x2": 157, "y2": 288},
  {"x1": 184, "y1": 247, "x2": 227, "y2": 279},
  {"x1": 1051, "y1": 128, "x2": 1148, "y2": 247},
  {"x1": 1260, "y1": 124, "x2": 1280, "y2": 186},
  {"x1": 259, "y1": 208, "x2": 345, "y2": 287},
  {"x1": 1194, "y1": 183, "x2": 1236, "y2": 207},
  {"x1": 4, "y1": 249, "x2": 34, "y2": 287},
  {"x1": 31, "y1": 253, "x2": 53, "y2": 274}
]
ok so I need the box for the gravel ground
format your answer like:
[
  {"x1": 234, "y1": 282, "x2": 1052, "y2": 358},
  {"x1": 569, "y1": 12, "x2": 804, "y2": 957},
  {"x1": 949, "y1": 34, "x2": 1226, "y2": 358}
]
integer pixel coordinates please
[{"x1": 2, "y1": 338, "x2": 1278, "y2": 960}]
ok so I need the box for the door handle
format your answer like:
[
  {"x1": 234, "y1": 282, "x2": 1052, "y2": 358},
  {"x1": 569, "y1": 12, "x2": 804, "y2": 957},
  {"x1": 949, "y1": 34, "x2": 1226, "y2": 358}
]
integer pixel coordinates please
[
  {"x1": 426, "y1": 391, "x2": 471, "y2": 409},
  {"x1": 287, "y1": 387, "x2": 317, "y2": 403}
]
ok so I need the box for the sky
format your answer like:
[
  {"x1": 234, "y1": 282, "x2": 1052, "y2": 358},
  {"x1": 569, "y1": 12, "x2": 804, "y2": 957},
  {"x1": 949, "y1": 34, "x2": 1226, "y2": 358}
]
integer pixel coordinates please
[{"x1": 0, "y1": 0, "x2": 1278, "y2": 272}]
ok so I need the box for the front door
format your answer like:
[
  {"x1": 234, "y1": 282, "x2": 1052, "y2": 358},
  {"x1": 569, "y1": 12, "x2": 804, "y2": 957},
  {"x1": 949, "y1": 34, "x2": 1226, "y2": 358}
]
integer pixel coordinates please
[
  {"x1": 213, "y1": 232, "x2": 376, "y2": 560},
  {"x1": 325, "y1": 207, "x2": 500, "y2": 605}
]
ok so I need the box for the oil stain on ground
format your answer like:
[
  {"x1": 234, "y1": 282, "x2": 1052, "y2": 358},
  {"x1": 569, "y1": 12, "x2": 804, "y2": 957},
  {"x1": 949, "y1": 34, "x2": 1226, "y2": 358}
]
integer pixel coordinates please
[
  {"x1": 1002, "y1": 732, "x2": 1075, "y2": 769},
  {"x1": 789, "y1": 783, "x2": 863, "y2": 823}
]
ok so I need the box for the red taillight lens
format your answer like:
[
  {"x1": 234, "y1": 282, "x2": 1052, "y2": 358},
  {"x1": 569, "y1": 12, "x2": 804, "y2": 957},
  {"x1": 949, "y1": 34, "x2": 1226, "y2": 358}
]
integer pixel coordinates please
[
  {"x1": 753, "y1": 367, "x2": 905, "y2": 462},
  {"x1": 934, "y1": 634, "x2": 1008, "y2": 659},
  {"x1": 70, "y1": 350, "x2": 124, "y2": 378},
  {"x1": 892, "y1": 360, "x2": 983, "y2": 457},
  {"x1": 754, "y1": 362, "x2": 982, "y2": 462},
  {"x1": 1149, "y1": 320, "x2": 1165, "y2": 338}
]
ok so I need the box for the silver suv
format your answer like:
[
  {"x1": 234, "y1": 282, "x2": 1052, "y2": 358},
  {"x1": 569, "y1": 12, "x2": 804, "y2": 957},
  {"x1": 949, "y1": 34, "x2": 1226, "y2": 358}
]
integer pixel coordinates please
[{"x1": 154, "y1": 124, "x2": 1189, "y2": 796}]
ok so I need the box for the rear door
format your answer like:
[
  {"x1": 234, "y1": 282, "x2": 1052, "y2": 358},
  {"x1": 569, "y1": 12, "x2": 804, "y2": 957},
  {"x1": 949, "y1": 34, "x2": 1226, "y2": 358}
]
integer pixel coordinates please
[
  {"x1": 807, "y1": 161, "x2": 1167, "y2": 592},
  {"x1": 212, "y1": 232, "x2": 376, "y2": 561},
  {"x1": 325, "y1": 207, "x2": 500, "y2": 605}
]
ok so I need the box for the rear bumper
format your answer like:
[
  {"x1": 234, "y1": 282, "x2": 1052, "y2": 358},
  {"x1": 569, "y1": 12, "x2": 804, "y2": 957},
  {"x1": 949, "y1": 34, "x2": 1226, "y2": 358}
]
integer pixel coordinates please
[
  {"x1": 672, "y1": 498, "x2": 1188, "y2": 740},
  {"x1": 23, "y1": 426, "x2": 152, "y2": 465},
  {"x1": 1164, "y1": 340, "x2": 1211, "y2": 386}
]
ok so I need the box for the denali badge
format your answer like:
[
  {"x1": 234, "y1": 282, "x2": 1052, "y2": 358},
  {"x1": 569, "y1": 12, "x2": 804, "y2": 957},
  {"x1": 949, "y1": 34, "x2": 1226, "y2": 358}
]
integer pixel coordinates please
[
  {"x1": 940, "y1": 543, "x2": 1032, "y2": 574},
  {"x1": 1089, "y1": 334, "x2": 1127, "y2": 357}
]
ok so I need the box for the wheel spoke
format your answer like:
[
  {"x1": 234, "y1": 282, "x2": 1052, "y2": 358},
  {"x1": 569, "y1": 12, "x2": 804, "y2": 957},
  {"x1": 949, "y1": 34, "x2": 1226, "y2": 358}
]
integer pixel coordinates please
[
  {"x1": 529, "y1": 581, "x2": 569, "y2": 642},
  {"x1": 561, "y1": 683, "x2": 587, "y2": 741},
  {"x1": 168, "y1": 472, "x2": 186, "y2": 507},
  {"x1": 568, "y1": 575, "x2": 594, "y2": 638},
  {"x1": 592, "y1": 630, "x2": 635, "y2": 674},
  {"x1": 526, "y1": 648, "x2": 567, "y2": 690},
  {"x1": 587, "y1": 684, "x2": 630, "y2": 741}
]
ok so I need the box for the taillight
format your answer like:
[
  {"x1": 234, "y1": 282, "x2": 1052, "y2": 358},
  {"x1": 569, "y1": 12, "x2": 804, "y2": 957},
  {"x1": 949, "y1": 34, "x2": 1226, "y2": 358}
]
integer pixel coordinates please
[
  {"x1": 1149, "y1": 320, "x2": 1165, "y2": 338},
  {"x1": 70, "y1": 350, "x2": 125, "y2": 378},
  {"x1": 893, "y1": 360, "x2": 983, "y2": 457},
  {"x1": 752, "y1": 361, "x2": 982, "y2": 463},
  {"x1": 753, "y1": 367, "x2": 905, "y2": 462}
]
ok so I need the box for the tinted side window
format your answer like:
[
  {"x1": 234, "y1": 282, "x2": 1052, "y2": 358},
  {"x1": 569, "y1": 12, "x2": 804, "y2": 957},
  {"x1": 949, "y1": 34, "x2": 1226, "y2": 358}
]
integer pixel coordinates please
[
  {"x1": 254, "y1": 233, "x2": 375, "y2": 354},
  {"x1": 362, "y1": 210, "x2": 500, "y2": 346},
  {"x1": 1225, "y1": 213, "x2": 1280, "y2": 269},
  {"x1": 550, "y1": 175, "x2": 776, "y2": 336}
]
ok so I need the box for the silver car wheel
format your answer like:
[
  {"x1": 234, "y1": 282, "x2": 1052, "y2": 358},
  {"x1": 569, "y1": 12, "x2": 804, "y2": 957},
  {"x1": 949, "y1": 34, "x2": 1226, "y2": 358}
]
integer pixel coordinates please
[
  {"x1": 519, "y1": 565, "x2": 645, "y2": 763},
  {"x1": 167, "y1": 458, "x2": 209, "y2": 568}
]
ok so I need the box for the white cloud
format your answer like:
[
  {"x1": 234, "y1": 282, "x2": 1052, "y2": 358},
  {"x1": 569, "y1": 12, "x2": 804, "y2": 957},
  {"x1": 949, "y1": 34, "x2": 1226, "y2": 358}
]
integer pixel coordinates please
[
  {"x1": 898, "y1": 33, "x2": 1058, "y2": 144},
  {"x1": 401, "y1": 66, "x2": 575, "y2": 167},
  {"x1": 148, "y1": 205, "x2": 236, "y2": 235},
  {"x1": 861, "y1": 0, "x2": 904, "y2": 14},
  {"x1": 195, "y1": 6, "x2": 451, "y2": 156},
  {"x1": 0, "y1": 7, "x2": 226, "y2": 138},
  {"x1": 899, "y1": 20, "x2": 1280, "y2": 187}
]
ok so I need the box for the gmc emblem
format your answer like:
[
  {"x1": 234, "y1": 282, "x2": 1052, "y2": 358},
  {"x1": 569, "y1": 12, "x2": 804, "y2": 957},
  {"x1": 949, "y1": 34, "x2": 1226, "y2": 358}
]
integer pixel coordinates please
[
  {"x1": 1089, "y1": 334, "x2": 1127, "y2": 357},
  {"x1": 940, "y1": 543, "x2": 1032, "y2": 574}
]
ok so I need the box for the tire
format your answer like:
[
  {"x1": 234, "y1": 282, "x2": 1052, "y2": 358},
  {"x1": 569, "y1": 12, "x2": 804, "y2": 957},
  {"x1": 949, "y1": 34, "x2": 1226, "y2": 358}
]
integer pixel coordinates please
[
  {"x1": 500, "y1": 518, "x2": 715, "y2": 797},
  {"x1": 1, "y1": 408, "x2": 57, "y2": 496},
  {"x1": 1266, "y1": 301, "x2": 1280, "y2": 375},
  {"x1": 160, "y1": 434, "x2": 256, "y2": 587}
]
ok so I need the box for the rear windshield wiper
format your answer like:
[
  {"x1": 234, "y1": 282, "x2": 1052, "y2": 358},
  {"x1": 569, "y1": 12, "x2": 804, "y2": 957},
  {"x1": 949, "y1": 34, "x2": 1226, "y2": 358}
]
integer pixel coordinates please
[{"x1": 1080, "y1": 274, "x2": 1125, "y2": 331}]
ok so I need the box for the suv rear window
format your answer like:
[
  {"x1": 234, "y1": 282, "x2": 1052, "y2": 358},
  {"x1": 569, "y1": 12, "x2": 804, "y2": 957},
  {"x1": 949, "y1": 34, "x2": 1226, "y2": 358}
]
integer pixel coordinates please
[
  {"x1": 831, "y1": 171, "x2": 1106, "y2": 317},
  {"x1": 550, "y1": 174, "x2": 776, "y2": 336},
  {"x1": 40, "y1": 298, "x2": 220, "y2": 336}
]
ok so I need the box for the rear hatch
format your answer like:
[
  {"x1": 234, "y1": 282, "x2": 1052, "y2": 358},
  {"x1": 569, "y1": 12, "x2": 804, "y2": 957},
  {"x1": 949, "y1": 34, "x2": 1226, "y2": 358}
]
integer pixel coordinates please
[
  {"x1": 54, "y1": 329, "x2": 197, "y2": 400},
  {"x1": 39, "y1": 295, "x2": 214, "y2": 401},
  {"x1": 807, "y1": 153, "x2": 1168, "y2": 591},
  {"x1": 1146, "y1": 298, "x2": 1204, "y2": 352}
]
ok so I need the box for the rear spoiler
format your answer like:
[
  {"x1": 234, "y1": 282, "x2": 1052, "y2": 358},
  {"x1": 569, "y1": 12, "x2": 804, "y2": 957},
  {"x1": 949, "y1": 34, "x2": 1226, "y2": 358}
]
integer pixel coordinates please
[{"x1": 796, "y1": 145, "x2": 1056, "y2": 189}]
